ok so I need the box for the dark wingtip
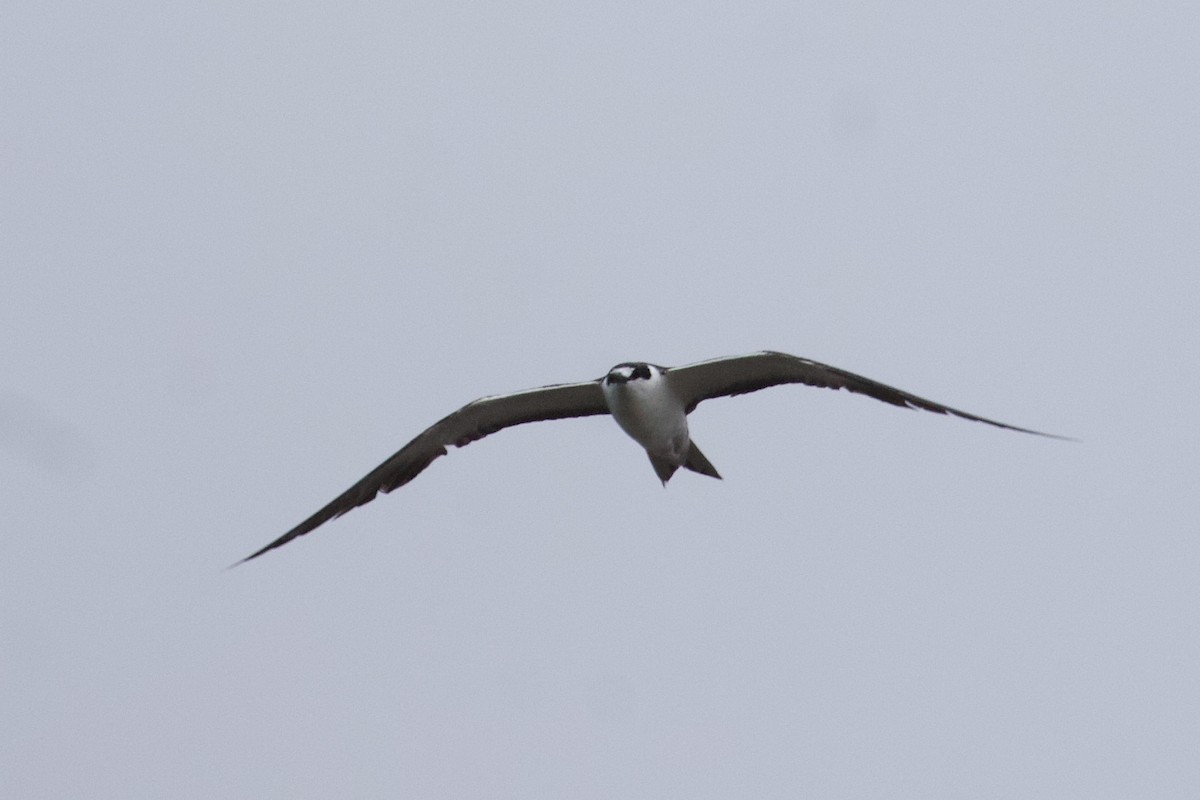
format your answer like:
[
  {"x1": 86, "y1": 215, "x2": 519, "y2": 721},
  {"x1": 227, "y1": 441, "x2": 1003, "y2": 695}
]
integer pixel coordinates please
[
  {"x1": 1001, "y1": 424, "x2": 1079, "y2": 442},
  {"x1": 226, "y1": 537, "x2": 290, "y2": 569},
  {"x1": 225, "y1": 549, "x2": 264, "y2": 571}
]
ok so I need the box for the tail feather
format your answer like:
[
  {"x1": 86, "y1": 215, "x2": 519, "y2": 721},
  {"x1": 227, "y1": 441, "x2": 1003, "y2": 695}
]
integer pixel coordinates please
[
  {"x1": 647, "y1": 441, "x2": 722, "y2": 486},
  {"x1": 647, "y1": 453, "x2": 680, "y2": 485},
  {"x1": 683, "y1": 441, "x2": 722, "y2": 480}
]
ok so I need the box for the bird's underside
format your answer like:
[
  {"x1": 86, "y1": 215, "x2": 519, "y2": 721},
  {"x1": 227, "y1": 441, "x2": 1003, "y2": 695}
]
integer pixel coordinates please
[{"x1": 236, "y1": 350, "x2": 1068, "y2": 565}]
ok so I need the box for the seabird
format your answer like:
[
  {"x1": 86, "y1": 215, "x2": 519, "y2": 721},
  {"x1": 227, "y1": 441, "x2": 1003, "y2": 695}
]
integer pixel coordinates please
[{"x1": 237, "y1": 350, "x2": 1066, "y2": 564}]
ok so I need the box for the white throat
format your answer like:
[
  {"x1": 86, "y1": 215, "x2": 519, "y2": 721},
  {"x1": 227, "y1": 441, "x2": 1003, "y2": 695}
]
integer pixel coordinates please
[{"x1": 602, "y1": 365, "x2": 690, "y2": 461}]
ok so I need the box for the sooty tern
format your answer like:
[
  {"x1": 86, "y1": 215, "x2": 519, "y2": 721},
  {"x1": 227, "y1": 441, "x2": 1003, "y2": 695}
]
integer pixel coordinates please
[{"x1": 238, "y1": 350, "x2": 1066, "y2": 564}]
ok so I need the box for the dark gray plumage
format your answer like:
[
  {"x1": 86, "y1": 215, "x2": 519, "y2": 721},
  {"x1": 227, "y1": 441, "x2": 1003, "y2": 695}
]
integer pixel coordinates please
[
  {"x1": 665, "y1": 351, "x2": 1065, "y2": 437},
  {"x1": 236, "y1": 381, "x2": 606, "y2": 564},
  {"x1": 237, "y1": 350, "x2": 1066, "y2": 565}
]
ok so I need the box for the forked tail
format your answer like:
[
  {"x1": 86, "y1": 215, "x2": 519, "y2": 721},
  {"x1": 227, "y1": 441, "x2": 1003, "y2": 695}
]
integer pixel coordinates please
[{"x1": 647, "y1": 441, "x2": 722, "y2": 485}]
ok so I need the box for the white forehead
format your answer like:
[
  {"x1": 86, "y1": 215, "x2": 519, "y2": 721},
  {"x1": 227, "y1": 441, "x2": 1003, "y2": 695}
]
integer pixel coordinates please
[{"x1": 610, "y1": 365, "x2": 635, "y2": 379}]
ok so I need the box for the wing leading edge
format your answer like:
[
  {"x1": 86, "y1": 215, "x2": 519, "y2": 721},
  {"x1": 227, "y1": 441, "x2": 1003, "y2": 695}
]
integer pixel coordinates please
[
  {"x1": 666, "y1": 350, "x2": 1069, "y2": 439},
  {"x1": 235, "y1": 380, "x2": 607, "y2": 565}
]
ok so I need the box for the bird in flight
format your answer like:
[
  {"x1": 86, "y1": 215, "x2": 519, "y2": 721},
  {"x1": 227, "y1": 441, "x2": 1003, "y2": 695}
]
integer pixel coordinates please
[{"x1": 237, "y1": 350, "x2": 1067, "y2": 564}]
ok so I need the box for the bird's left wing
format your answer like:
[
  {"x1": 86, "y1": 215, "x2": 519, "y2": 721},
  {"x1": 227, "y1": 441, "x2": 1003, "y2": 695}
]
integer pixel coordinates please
[
  {"x1": 666, "y1": 350, "x2": 1069, "y2": 438},
  {"x1": 236, "y1": 379, "x2": 608, "y2": 564}
]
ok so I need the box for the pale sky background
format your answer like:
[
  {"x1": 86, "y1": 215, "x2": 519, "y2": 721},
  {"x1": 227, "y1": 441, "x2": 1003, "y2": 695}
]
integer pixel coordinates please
[{"x1": 3, "y1": 2, "x2": 1198, "y2": 798}]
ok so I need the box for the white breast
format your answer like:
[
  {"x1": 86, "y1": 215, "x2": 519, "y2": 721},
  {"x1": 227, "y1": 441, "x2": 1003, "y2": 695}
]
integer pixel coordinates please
[{"x1": 602, "y1": 367, "x2": 690, "y2": 461}]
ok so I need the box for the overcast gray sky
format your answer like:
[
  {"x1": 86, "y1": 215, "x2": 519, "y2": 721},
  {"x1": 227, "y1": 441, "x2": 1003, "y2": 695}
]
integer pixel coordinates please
[{"x1": 3, "y1": 2, "x2": 1198, "y2": 798}]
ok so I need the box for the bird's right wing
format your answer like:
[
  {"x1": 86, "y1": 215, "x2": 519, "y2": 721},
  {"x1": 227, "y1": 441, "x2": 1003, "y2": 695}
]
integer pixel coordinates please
[{"x1": 236, "y1": 379, "x2": 608, "y2": 564}]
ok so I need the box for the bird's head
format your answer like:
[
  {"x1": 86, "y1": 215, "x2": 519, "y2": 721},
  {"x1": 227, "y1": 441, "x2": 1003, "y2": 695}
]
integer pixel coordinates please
[{"x1": 604, "y1": 362, "x2": 655, "y2": 385}]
